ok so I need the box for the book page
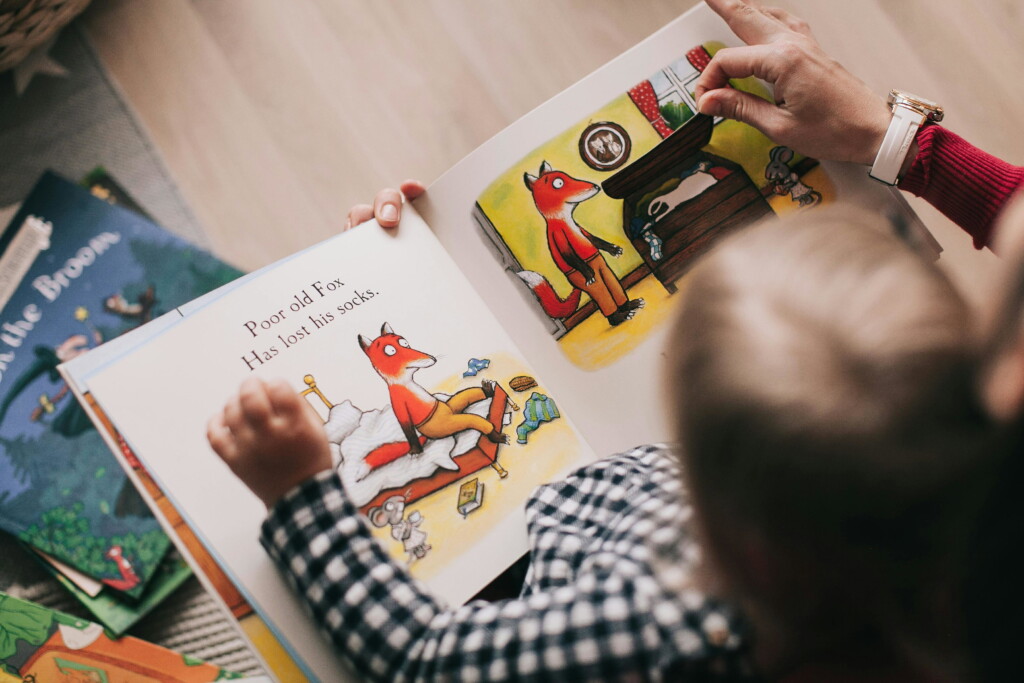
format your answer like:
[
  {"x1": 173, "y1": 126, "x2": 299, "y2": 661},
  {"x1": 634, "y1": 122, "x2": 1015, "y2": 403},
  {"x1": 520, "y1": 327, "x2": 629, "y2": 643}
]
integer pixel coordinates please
[
  {"x1": 418, "y1": 4, "x2": 933, "y2": 454},
  {"x1": 78, "y1": 210, "x2": 591, "y2": 680}
]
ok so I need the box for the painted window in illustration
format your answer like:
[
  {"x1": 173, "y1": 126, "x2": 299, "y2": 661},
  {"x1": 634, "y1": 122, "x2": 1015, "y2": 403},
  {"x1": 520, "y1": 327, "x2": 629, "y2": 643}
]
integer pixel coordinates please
[{"x1": 474, "y1": 42, "x2": 833, "y2": 370}]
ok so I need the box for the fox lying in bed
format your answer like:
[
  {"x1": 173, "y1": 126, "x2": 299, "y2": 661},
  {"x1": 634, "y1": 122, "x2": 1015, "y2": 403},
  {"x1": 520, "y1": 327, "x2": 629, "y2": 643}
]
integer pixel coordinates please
[{"x1": 358, "y1": 323, "x2": 508, "y2": 470}]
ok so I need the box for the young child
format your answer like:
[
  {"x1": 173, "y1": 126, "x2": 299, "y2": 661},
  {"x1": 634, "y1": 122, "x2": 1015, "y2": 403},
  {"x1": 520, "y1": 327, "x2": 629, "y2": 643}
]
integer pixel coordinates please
[
  {"x1": 207, "y1": 203, "x2": 988, "y2": 681},
  {"x1": 669, "y1": 208, "x2": 990, "y2": 681}
]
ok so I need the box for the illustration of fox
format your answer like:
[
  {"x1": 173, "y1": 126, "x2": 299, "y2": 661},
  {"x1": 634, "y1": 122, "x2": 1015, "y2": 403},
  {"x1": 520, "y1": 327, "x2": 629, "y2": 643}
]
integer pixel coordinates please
[
  {"x1": 521, "y1": 161, "x2": 643, "y2": 326},
  {"x1": 358, "y1": 323, "x2": 508, "y2": 470}
]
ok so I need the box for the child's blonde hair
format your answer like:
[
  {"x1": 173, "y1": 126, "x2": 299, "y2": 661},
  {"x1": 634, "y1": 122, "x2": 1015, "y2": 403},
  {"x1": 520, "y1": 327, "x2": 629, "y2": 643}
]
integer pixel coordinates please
[{"x1": 669, "y1": 207, "x2": 988, "y2": 669}]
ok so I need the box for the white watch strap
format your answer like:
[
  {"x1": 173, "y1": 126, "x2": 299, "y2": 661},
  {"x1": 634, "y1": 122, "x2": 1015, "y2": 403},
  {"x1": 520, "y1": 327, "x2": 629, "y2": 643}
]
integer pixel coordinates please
[{"x1": 870, "y1": 105, "x2": 927, "y2": 185}]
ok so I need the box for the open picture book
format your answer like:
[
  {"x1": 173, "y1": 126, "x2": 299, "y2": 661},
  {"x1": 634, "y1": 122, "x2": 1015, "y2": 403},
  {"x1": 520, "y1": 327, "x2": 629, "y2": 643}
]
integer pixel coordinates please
[{"x1": 58, "y1": 4, "x2": 935, "y2": 680}]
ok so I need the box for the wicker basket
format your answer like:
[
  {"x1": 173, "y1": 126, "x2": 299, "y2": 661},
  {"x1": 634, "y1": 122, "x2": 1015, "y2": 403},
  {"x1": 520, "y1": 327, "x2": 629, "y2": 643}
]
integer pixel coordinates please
[{"x1": 0, "y1": 0, "x2": 91, "y2": 72}]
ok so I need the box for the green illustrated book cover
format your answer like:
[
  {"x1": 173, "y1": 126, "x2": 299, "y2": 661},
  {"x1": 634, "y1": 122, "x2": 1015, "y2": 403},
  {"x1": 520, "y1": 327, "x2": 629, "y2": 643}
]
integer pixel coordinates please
[{"x1": 0, "y1": 172, "x2": 242, "y2": 598}]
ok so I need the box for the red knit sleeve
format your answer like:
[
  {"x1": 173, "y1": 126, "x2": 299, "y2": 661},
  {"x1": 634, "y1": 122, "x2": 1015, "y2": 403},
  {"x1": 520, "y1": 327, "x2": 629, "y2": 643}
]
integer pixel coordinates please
[{"x1": 899, "y1": 124, "x2": 1024, "y2": 249}]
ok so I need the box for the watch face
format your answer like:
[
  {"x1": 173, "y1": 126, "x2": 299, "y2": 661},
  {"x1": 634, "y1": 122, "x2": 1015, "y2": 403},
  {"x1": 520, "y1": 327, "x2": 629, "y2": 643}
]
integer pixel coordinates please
[{"x1": 889, "y1": 90, "x2": 944, "y2": 122}]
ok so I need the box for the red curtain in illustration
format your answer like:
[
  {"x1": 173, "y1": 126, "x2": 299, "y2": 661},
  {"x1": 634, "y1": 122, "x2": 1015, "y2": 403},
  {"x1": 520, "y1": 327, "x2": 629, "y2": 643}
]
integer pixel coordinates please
[
  {"x1": 628, "y1": 81, "x2": 674, "y2": 139},
  {"x1": 630, "y1": 45, "x2": 716, "y2": 139},
  {"x1": 686, "y1": 45, "x2": 712, "y2": 72}
]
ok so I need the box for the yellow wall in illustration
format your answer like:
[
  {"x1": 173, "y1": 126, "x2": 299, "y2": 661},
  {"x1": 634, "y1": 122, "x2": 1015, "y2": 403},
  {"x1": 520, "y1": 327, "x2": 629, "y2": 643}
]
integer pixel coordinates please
[
  {"x1": 474, "y1": 41, "x2": 802, "y2": 307},
  {"x1": 474, "y1": 42, "x2": 835, "y2": 372},
  {"x1": 477, "y1": 94, "x2": 663, "y2": 301}
]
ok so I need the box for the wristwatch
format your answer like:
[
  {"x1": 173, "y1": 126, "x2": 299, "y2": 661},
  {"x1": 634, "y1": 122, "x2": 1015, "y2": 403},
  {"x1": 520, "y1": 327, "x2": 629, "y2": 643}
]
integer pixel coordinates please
[{"x1": 869, "y1": 90, "x2": 944, "y2": 185}]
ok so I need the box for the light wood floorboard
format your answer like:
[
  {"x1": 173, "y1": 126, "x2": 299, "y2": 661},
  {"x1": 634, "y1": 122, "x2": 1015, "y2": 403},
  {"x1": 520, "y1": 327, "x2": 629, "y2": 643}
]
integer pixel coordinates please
[{"x1": 82, "y1": 0, "x2": 1021, "y2": 302}]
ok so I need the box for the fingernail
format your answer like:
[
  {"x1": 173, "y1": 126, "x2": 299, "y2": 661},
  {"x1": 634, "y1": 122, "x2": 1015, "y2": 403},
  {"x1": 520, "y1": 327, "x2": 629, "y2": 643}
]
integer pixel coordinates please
[
  {"x1": 343, "y1": 217, "x2": 351, "y2": 231},
  {"x1": 380, "y1": 204, "x2": 398, "y2": 222}
]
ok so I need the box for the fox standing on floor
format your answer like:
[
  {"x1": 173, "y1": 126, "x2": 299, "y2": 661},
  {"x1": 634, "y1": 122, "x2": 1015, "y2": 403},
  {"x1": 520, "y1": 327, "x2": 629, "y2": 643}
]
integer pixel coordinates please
[
  {"x1": 359, "y1": 323, "x2": 507, "y2": 458},
  {"x1": 523, "y1": 161, "x2": 644, "y2": 326}
]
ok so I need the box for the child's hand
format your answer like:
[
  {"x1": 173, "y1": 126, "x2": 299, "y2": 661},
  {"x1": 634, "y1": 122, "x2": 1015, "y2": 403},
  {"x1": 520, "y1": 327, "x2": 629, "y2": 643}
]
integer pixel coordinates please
[
  {"x1": 344, "y1": 180, "x2": 427, "y2": 231},
  {"x1": 207, "y1": 376, "x2": 332, "y2": 508},
  {"x1": 695, "y1": 0, "x2": 891, "y2": 165}
]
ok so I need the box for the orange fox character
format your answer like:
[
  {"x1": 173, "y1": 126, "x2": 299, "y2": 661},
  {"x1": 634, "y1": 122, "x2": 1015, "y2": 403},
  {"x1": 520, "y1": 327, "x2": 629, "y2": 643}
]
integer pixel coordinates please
[
  {"x1": 358, "y1": 323, "x2": 507, "y2": 468},
  {"x1": 102, "y1": 545, "x2": 140, "y2": 591},
  {"x1": 521, "y1": 161, "x2": 644, "y2": 326}
]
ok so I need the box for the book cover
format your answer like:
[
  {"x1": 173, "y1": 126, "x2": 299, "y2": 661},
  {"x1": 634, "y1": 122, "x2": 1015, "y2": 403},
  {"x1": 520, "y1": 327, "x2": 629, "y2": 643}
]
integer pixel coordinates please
[
  {"x1": 32, "y1": 544, "x2": 194, "y2": 637},
  {"x1": 0, "y1": 172, "x2": 243, "y2": 595},
  {"x1": 0, "y1": 591, "x2": 242, "y2": 682},
  {"x1": 14, "y1": 169, "x2": 198, "y2": 634}
]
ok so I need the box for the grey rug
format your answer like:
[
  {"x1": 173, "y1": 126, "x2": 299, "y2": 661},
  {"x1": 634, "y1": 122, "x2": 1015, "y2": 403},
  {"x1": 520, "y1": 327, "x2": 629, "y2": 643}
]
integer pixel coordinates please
[
  {"x1": 0, "y1": 23, "x2": 205, "y2": 245},
  {"x1": 0, "y1": 21, "x2": 262, "y2": 677}
]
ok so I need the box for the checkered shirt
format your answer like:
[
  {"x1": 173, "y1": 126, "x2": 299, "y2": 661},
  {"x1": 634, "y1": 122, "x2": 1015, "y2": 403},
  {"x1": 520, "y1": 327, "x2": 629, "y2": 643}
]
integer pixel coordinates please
[{"x1": 261, "y1": 444, "x2": 757, "y2": 681}]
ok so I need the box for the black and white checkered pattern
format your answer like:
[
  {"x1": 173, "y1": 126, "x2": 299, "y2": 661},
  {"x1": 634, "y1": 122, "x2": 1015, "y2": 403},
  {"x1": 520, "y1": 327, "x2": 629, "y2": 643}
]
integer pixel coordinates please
[{"x1": 262, "y1": 444, "x2": 756, "y2": 681}]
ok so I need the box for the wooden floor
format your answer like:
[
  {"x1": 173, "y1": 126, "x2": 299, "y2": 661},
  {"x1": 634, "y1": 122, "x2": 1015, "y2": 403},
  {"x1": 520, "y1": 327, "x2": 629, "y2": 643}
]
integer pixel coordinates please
[{"x1": 82, "y1": 0, "x2": 1023, "y2": 303}]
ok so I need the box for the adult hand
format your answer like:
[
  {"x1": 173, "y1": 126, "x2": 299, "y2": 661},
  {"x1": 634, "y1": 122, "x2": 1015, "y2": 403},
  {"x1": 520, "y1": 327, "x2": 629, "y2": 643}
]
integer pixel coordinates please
[
  {"x1": 344, "y1": 180, "x2": 427, "y2": 230},
  {"x1": 695, "y1": 0, "x2": 891, "y2": 165}
]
